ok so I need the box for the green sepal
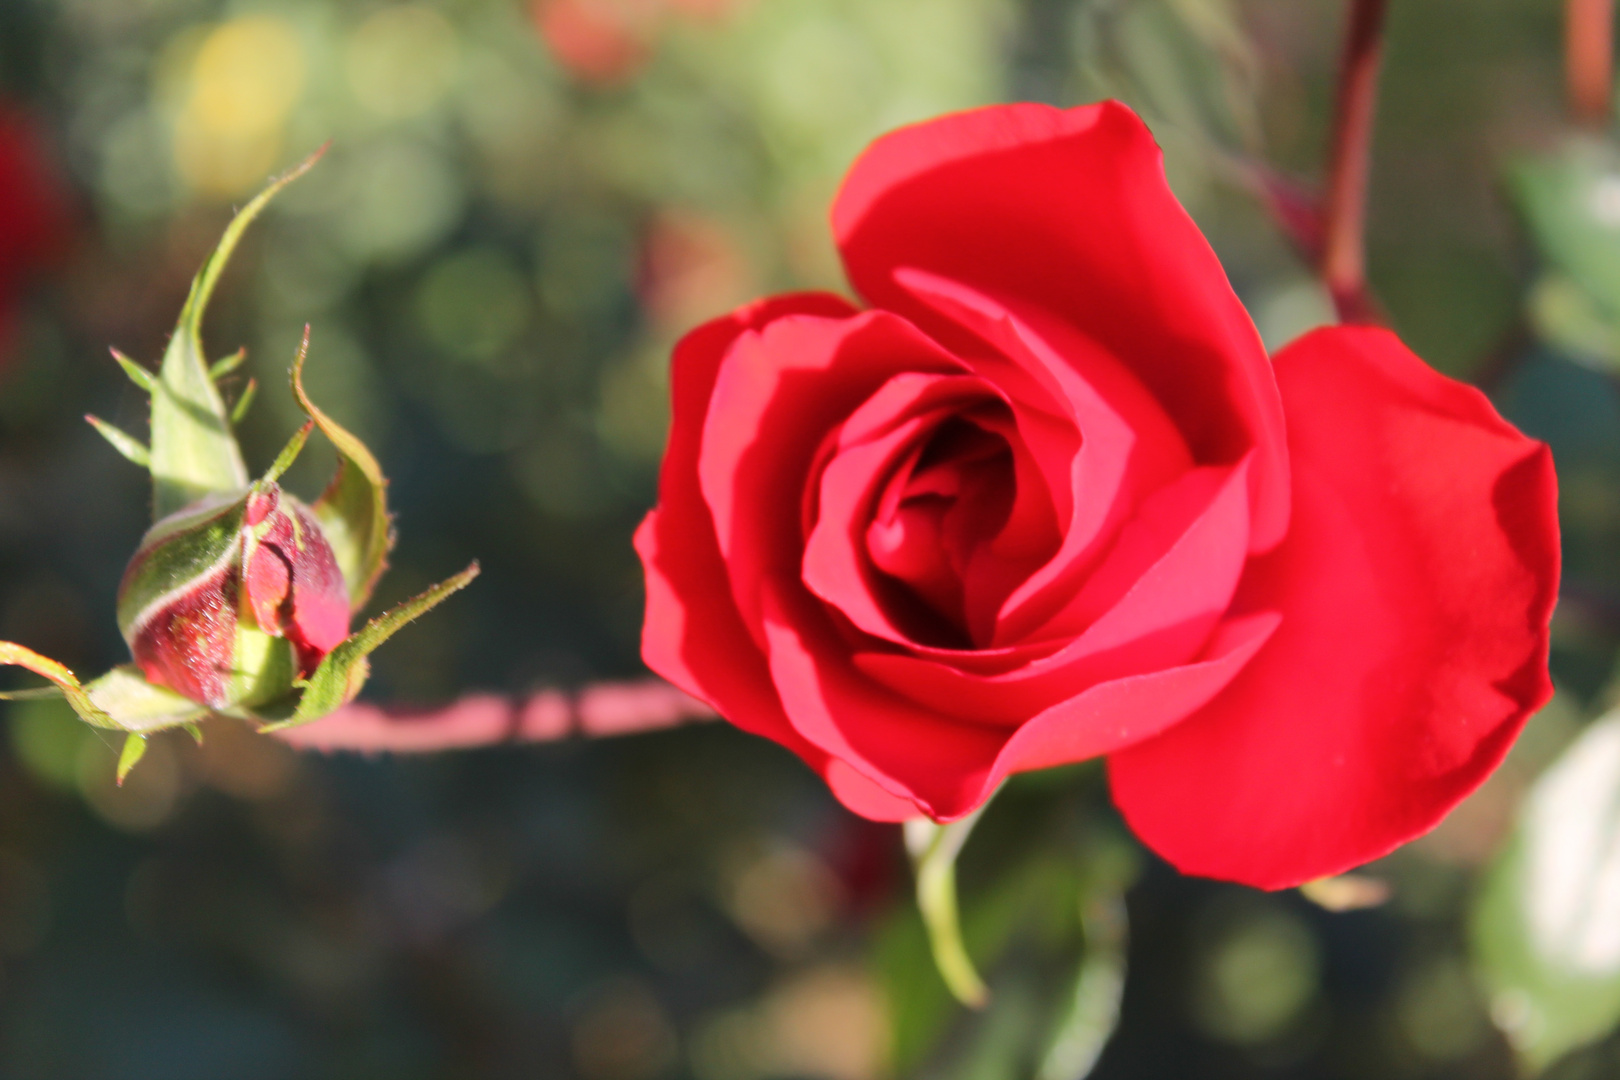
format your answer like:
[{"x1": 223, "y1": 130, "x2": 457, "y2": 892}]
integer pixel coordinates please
[
  {"x1": 0, "y1": 641, "x2": 119, "y2": 729},
  {"x1": 261, "y1": 420, "x2": 313, "y2": 488},
  {"x1": 230, "y1": 378, "x2": 258, "y2": 425},
  {"x1": 0, "y1": 650, "x2": 204, "y2": 736},
  {"x1": 85, "y1": 414, "x2": 151, "y2": 468},
  {"x1": 116, "y1": 492, "x2": 248, "y2": 640},
  {"x1": 116, "y1": 734, "x2": 147, "y2": 786},
  {"x1": 183, "y1": 721, "x2": 205, "y2": 745},
  {"x1": 84, "y1": 665, "x2": 210, "y2": 733},
  {"x1": 906, "y1": 801, "x2": 994, "y2": 1009},
  {"x1": 260, "y1": 561, "x2": 480, "y2": 731},
  {"x1": 110, "y1": 348, "x2": 159, "y2": 394},
  {"x1": 149, "y1": 148, "x2": 325, "y2": 520},
  {"x1": 209, "y1": 347, "x2": 247, "y2": 381},
  {"x1": 292, "y1": 328, "x2": 394, "y2": 612}
]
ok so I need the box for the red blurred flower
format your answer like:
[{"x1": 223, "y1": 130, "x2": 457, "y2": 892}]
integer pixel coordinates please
[
  {"x1": 0, "y1": 106, "x2": 70, "y2": 362},
  {"x1": 634, "y1": 102, "x2": 1560, "y2": 889},
  {"x1": 531, "y1": 0, "x2": 746, "y2": 84}
]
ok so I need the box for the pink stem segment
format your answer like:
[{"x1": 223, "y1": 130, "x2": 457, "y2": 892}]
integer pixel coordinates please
[
  {"x1": 1321, "y1": 0, "x2": 1389, "y2": 324},
  {"x1": 273, "y1": 678, "x2": 716, "y2": 754}
]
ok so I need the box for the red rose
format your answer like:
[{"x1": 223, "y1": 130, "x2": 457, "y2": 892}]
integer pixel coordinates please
[{"x1": 634, "y1": 102, "x2": 1559, "y2": 889}]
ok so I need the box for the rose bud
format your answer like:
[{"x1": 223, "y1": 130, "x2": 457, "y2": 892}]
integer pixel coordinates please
[
  {"x1": 115, "y1": 477, "x2": 349, "y2": 710},
  {"x1": 0, "y1": 151, "x2": 476, "y2": 781}
]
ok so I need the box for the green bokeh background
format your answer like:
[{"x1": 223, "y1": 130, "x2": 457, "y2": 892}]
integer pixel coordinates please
[{"x1": 0, "y1": 0, "x2": 1618, "y2": 1076}]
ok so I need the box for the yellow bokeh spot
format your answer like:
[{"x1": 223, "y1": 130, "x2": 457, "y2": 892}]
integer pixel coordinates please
[
  {"x1": 346, "y1": 5, "x2": 460, "y2": 120},
  {"x1": 172, "y1": 15, "x2": 307, "y2": 198}
]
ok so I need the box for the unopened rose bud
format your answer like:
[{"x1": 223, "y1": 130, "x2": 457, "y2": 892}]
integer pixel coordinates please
[{"x1": 115, "y1": 481, "x2": 349, "y2": 709}]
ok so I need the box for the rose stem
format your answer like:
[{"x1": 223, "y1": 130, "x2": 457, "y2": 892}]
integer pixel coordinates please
[
  {"x1": 1568, "y1": 0, "x2": 1614, "y2": 127},
  {"x1": 1320, "y1": 0, "x2": 1389, "y2": 324}
]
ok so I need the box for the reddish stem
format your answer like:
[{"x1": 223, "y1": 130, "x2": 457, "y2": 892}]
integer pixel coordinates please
[
  {"x1": 1321, "y1": 0, "x2": 1389, "y2": 323},
  {"x1": 1569, "y1": 0, "x2": 1615, "y2": 126}
]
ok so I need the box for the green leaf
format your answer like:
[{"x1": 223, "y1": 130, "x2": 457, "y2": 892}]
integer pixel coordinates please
[
  {"x1": 1038, "y1": 834, "x2": 1140, "y2": 1080},
  {"x1": 291, "y1": 327, "x2": 394, "y2": 611},
  {"x1": 1512, "y1": 137, "x2": 1620, "y2": 368},
  {"x1": 115, "y1": 734, "x2": 147, "y2": 786},
  {"x1": 149, "y1": 149, "x2": 324, "y2": 520},
  {"x1": 83, "y1": 665, "x2": 209, "y2": 733},
  {"x1": 907, "y1": 804, "x2": 993, "y2": 1009},
  {"x1": 84, "y1": 414, "x2": 151, "y2": 468},
  {"x1": 1474, "y1": 706, "x2": 1620, "y2": 1073},
  {"x1": 262, "y1": 561, "x2": 480, "y2": 731}
]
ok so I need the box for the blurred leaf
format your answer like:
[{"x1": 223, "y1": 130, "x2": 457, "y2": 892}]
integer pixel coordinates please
[
  {"x1": 1528, "y1": 274, "x2": 1620, "y2": 368},
  {"x1": 1513, "y1": 137, "x2": 1620, "y2": 370},
  {"x1": 881, "y1": 817, "x2": 1137, "y2": 1079},
  {"x1": 1474, "y1": 706, "x2": 1620, "y2": 1073},
  {"x1": 1038, "y1": 833, "x2": 1140, "y2": 1080},
  {"x1": 1071, "y1": 0, "x2": 1261, "y2": 153}
]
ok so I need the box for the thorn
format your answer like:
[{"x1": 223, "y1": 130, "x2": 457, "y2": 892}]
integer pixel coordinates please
[
  {"x1": 210, "y1": 347, "x2": 247, "y2": 381},
  {"x1": 183, "y1": 721, "x2": 204, "y2": 746},
  {"x1": 110, "y1": 348, "x2": 158, "y2": 395},
  {"x1": 85, "y1": 415, "x2": 151, "y2": 468},
  {"x1": 231, "y1": 378, "x2": 258, "y2": 425}
]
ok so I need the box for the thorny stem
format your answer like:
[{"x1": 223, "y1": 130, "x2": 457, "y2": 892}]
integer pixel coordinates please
[
  {"x1": 1321, "y1": 0, "x2": 1389, "y2": 323},
  {"x1": 1568, "y1": 0, "x2": 1615, "y2": 127}
]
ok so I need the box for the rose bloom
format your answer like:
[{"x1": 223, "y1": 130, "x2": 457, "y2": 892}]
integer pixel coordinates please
[{"x1": 634, "y1": 102, "x2": 1559, "y2": 888}]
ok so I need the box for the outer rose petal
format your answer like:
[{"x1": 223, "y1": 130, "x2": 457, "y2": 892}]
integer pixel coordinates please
[
  {"x1": 637, "y1": 292, "x2": 857, "y2": 763},
  {"x1": 1109, "y1": 327, "x2": 1559, "y2": 890},
  {"x1": 832, "y1": 100, "x2": 1288, "y2": 552}
]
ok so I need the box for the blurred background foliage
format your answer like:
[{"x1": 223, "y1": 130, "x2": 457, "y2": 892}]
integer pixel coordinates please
[{"x1": 0, "y1": 0, "x2": 1615, "y2": 1076}]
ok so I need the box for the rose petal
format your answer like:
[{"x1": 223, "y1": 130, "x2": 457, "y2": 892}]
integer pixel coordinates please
[
  {"x1": 832, "y1": 101, "x2": 1289, "y2": 551},
  {"x1": 853, "y1": 457, "x2": 1253, "y2": 722},
  {"x1": 888, "y1": 270, "x2": 1195, "y2": 644},
  {"x1": 1108, "y1": 327, "x2": 1559, "y2": 889},
  {"x1": 638, "y1": 292, "x2": 857, "y2": 760},
  {"x1": 284, "y1": 499, "x2": 350, "y2": 666},
  {"x1": 698, "y1": 310, "x2": 966, "y2": 639},
  {"x1": 825, "y1": 758, "x2": 921, "y2": 822},
  {"x1": 802, "y1": 372, "x2": 1062, "y2": 648},
  {"x1": 996, "y1": 612, "x2": 1278, "y2": 770},
  {"x1": 762, "y1": 580, "x2": 1004, "y2": 819},
  {"x1": 801, "y1": 371, "x2": 1000, "y2": 644}
]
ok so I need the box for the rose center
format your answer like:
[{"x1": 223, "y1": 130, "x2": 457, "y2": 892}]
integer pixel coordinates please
[{"x1": 865, "y1": 412, "x2": 1016, "y2": 647}]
